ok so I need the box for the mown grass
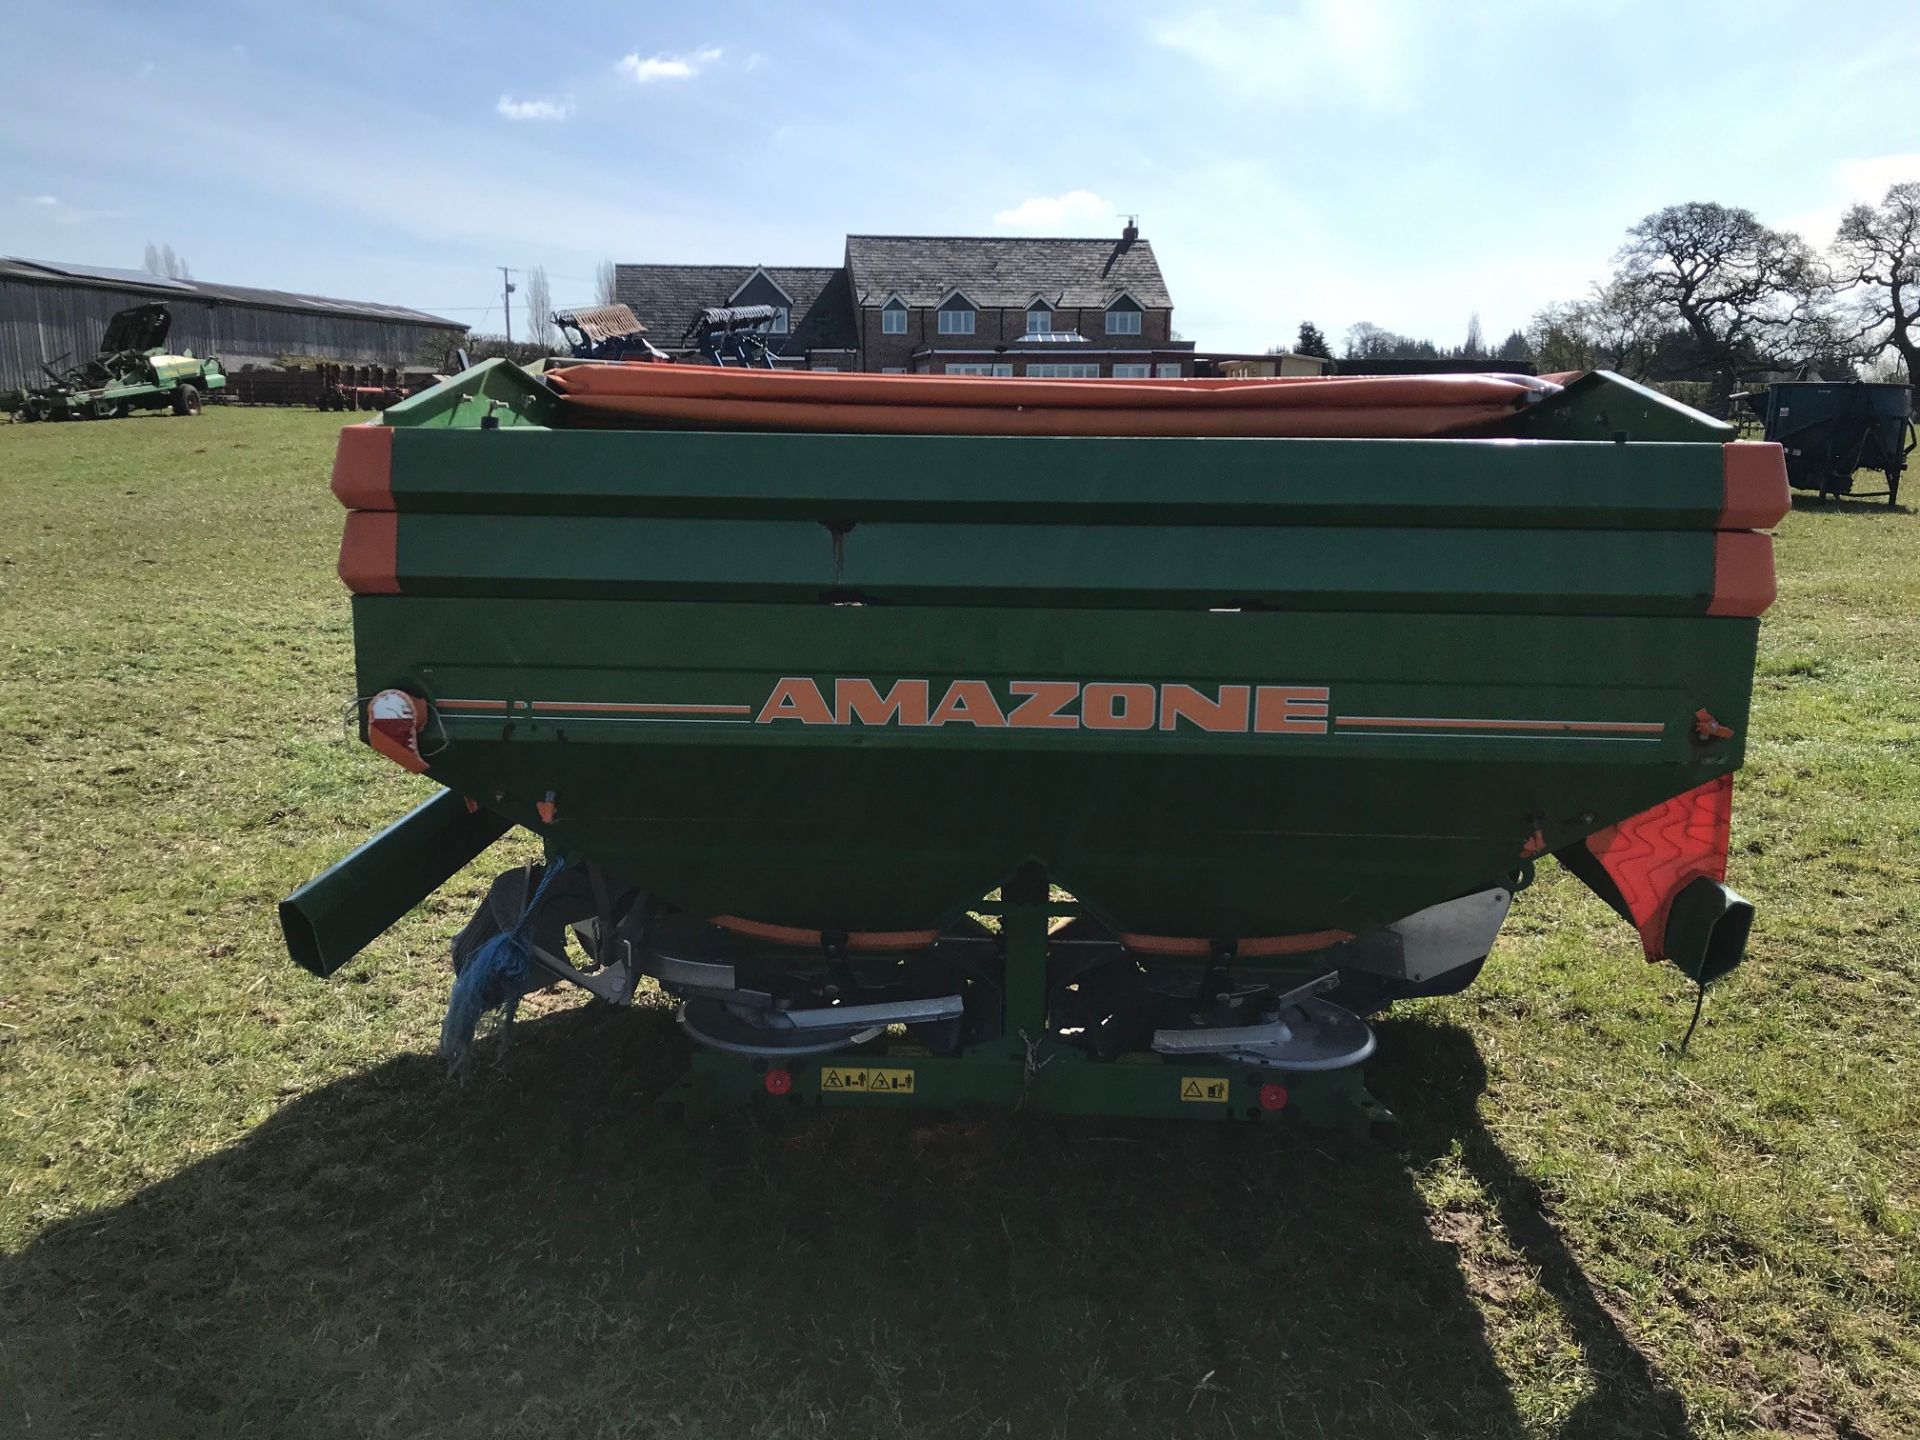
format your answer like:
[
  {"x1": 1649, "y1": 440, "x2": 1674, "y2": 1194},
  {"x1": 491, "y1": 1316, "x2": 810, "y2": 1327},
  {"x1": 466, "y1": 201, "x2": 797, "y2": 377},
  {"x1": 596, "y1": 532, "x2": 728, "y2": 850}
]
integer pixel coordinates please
[{"x1": 1, "y1": 407, "x2": 1916, "y2": 1439}]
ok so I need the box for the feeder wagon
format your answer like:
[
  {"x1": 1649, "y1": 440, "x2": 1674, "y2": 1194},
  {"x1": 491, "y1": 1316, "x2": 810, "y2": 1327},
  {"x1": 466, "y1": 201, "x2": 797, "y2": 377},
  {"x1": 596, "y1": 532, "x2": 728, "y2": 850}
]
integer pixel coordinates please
[{"x1": 280, "y1": 362, "x2": 1787, "y2": 1127}]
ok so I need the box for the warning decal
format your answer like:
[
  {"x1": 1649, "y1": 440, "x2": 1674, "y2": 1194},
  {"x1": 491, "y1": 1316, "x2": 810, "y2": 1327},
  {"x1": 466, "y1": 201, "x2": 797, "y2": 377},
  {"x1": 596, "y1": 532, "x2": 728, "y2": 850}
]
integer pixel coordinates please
[
  {"x1": 1180, "y1": 1076, "x2": 1231, "y2": 1104},
  {"x1": 819, "y1": 1066, "x2": 916, "y2": 1095}
]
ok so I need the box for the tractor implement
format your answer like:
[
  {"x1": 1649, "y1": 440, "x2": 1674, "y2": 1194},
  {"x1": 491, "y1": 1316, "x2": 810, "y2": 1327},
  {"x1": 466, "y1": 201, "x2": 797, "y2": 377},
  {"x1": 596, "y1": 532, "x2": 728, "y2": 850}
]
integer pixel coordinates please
[
  {"x1": 5, "y1": 304, "x2": 224, "y2": 422},
  {"x1": 282, "y1": 359, "x2": 1787, "y2": 1129}
]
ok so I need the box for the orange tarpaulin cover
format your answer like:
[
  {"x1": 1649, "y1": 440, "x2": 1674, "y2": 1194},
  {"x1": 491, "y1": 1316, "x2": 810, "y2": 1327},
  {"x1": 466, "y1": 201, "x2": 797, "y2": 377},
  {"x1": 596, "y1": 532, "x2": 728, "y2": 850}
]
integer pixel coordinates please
[{"x1": 545, "y1": 363, "x2": 1560, "y2": 439}]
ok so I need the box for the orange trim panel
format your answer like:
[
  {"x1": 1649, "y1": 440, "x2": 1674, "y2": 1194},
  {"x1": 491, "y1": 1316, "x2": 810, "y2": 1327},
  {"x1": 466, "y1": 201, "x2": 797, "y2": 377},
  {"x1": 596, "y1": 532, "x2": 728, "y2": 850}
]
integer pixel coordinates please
[
  {"x1": 1706, "y1": 530, "x2": 1776, "y2": 617},
  {"x1": 1720, "y1": 442, "x2": 1790, "y2": 530},
  {"x1": 338, "y1": 511, "x2": 400, "y2": 595},
  {"x1": 330, "y1": 423, "x2": 394, "y2": 511},
  {"x1": 709, "y1": 915, "x2": 941, "y2": 953}
]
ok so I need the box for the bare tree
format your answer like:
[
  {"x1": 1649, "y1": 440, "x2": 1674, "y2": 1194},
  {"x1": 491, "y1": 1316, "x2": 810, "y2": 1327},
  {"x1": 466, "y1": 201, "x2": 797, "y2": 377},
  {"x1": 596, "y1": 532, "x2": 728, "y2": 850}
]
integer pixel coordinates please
[
  {"x1": 522, "y1": 266, "x2": 554, "y2": 351},
  {"x1": 1833, "y1": 181, "x2": 1920, "y2": 390},
  {"x1": 1463, "y1": 311, "x2": 1484, "y2": 358},
  {"x1": 595, "y1": 259, "x2": 619, "y2": 306},
  {"x1": 142, "y1": 241, "x2": 191, "y2": 279},
  {"x1": 1610, "y1": 202, "x2": 1824, "y2": 397}
]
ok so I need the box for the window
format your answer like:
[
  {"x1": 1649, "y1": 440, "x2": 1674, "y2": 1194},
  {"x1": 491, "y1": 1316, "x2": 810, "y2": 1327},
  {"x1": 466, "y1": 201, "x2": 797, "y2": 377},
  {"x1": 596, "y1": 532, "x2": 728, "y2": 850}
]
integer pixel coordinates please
[
  {"x1": 1104, "y1": 300, "x2": 1141, "y2": 336},
  {"x1": 1025, "y1": 363, "x2": 1100, "y2": 379},
  {"x1": 811, "y1": 364, "x2": 839, "y2": 372},
  {"x1": 1112, "y1": 364, "x2": 1151, "y2": 379},
  {"x1": 1025, "y1": 306, "x2": 1053, "y2": 335},
  {"x1": 946, "y1": 362, "x2": 1012, "y2": 376},
  {"x1": 881, "y1": 299, "x2": 908, "y2": 335},
  {"x1": 1156, "y1": 363, "x2": 1183, "y2": 378},
  {"x1": 937, "y1": 303, "x2": 976, "y2": 336},
  {"x1": 769, "y1": 307, "x2": 790, "y2": 335},
  {"x1": 881, "y1": 366, "x2": 908, "y2": 374}
]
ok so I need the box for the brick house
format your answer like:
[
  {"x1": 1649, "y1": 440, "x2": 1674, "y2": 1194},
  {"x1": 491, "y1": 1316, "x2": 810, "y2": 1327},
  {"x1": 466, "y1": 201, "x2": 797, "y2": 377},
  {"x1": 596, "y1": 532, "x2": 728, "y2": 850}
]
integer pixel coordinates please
[{"x1": 614, "y1": 223, "x2": 1194, "y2": 377}]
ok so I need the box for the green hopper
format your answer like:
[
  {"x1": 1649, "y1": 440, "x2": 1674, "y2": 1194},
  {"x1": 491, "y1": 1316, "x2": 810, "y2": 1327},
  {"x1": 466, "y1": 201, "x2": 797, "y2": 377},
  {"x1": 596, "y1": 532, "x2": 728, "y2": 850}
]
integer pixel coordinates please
[{"x1": 280, "y1": 361, "x2": 1786, "y2": 1127}]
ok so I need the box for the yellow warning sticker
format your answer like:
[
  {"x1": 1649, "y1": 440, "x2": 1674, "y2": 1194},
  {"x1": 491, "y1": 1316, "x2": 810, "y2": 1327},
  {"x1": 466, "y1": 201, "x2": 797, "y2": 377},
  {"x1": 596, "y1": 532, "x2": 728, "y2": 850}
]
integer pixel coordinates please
[
  {"x1": 1180, "y1": 1075, "x2": 1231, "y2": 1104},
  {"x1": 819, "y1": 1066, "x2": 916, "y2": 1095}
]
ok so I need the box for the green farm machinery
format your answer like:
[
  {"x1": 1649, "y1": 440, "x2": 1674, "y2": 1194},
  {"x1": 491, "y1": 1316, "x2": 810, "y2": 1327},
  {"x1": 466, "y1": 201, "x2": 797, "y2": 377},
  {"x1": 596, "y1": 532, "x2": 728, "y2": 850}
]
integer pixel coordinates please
[
  {"x1": 5, "y1": 303, "x2": 225, "y2": 422},
  {"x1": 281, "y1": 360, "x2": 1786, "y2": 1129}
]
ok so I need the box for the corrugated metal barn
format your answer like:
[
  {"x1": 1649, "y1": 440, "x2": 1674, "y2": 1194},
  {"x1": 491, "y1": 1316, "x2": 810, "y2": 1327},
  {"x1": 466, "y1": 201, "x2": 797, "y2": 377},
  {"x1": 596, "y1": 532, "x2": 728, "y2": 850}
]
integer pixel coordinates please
[{"x1": 0, "y1": 257, "x2": 466, "y2": 392}]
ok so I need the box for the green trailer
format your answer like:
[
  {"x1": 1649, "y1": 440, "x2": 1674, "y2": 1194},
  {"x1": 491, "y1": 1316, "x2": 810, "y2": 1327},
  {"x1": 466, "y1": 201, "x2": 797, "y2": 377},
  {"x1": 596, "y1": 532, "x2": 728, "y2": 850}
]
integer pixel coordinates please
[
  {"x1": 6, "y1": 304, "x2": 225, "y2": 422},
  {"x1": 281, "y1": 360, "x2": 1787, "y2": 1128}
]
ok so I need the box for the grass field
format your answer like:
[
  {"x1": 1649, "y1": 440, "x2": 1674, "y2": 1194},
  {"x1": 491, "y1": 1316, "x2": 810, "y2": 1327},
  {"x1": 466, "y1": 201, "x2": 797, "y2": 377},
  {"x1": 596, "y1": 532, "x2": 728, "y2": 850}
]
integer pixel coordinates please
[{"x1": 1, "y1": 405, "x2": 1917, "y2": 1439}]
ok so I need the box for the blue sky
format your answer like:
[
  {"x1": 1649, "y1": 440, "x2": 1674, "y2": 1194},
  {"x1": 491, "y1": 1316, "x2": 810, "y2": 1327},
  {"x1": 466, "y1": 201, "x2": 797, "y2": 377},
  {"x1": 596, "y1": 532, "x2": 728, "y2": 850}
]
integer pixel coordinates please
[{"x1": 4, "y1": 1, "x2": 1916, "y2": 353}]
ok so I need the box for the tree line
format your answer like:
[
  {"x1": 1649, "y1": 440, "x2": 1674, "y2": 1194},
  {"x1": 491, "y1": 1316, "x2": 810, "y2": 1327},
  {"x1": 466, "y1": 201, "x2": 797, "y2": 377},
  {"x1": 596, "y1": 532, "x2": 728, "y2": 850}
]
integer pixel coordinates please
[{"x1": 1283, "y1": 182, "x2": 1919, "y2": 405}]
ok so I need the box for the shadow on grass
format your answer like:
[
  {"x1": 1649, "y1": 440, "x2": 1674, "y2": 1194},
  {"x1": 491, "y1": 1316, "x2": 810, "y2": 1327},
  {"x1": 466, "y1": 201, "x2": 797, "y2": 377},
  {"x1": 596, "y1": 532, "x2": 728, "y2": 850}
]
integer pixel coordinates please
[
  {"x1": 1788, "y1": 492, "x2": 1907, "y2": 516},
  {"x1": 0, "y1": 1007, "x2": 1692, "y2": 1440}
]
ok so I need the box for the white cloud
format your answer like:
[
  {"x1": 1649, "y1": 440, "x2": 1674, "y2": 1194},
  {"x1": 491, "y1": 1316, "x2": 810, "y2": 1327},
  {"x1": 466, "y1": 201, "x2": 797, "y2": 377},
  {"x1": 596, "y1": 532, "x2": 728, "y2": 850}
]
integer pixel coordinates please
[
  {"x1": 993, "y1": 189, "x2": 1115, "y2": 229},
  {"x1": 497, "y1": 94, "x2": 574, "y2": 122},
  {"x1": 1151, "y1": 1, "x2": 1410, "y2": 110},
  {"x1": 743, "y1": 52, "x2": 768, "y2": 72},
  {"x1": 616, "y1": 45, "x2": 722, "y2": 84},
  {"x1": 20, "y1": 193, "x2": 122, "y2": 224},
  {"x1": 1779, "y1": 151, "x2": 1920, "y2": 244}
]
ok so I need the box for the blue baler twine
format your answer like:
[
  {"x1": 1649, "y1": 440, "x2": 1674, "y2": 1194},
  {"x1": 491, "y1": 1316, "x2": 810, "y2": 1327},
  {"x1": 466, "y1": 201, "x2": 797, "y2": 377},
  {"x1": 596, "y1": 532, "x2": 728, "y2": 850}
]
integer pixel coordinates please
[{"x1": 439, "y1": 855, "x2": 568, "y2": 1075}]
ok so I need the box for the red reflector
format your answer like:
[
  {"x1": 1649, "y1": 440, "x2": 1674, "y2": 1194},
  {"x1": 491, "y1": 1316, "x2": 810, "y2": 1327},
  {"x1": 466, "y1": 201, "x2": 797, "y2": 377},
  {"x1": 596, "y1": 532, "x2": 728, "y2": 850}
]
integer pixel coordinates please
[
  {"x1": 1258, "y1": 1082, "x2": 1288, "y2": 1112},
  {"x1": 764, "y1": 1068, "x2": 793, "y2": 1096}
]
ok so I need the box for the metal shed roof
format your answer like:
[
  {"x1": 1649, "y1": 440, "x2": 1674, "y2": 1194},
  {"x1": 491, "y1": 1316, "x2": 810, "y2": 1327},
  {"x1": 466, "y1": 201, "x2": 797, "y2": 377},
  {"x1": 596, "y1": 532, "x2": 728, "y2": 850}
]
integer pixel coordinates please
[{"x1": 0, "y1": 256, "x2": 462, "y2": 328}]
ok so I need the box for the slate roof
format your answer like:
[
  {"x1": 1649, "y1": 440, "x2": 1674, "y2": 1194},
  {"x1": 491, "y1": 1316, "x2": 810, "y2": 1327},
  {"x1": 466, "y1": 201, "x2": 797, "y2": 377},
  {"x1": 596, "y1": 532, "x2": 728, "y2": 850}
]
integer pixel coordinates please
[
  {"x1": 845, "y1": 235, "x2": 1171, "y2": 309},
  {"x1": 0, "y1": 256, "x2": 461, "y2": 327},
  {"x1": 613, "y1": 264, "x2": 857, "y2": 354}
]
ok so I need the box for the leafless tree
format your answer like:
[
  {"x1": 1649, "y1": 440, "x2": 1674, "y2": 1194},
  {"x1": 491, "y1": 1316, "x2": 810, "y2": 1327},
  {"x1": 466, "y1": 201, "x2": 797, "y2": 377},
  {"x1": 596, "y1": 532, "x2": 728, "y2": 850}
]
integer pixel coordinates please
[
  {"x1": 1610, "y1": 202, "x2": 1825, "y2": 396},
  {"x1": 142, "y1": 241, "x2": 191, "y2": 279},
  {"x1": 595, "y1": 259, "x2": 619, "y2": 306},
  {"x1": 1832, "y1": 181, "x2": 1920, "y2": 389},
  {"x1": 1463, "y1": 311, "x2": 1484, "y2": 357},
  {"x1": 522, "y1": 266, "x2": 555, "y2": 351}
]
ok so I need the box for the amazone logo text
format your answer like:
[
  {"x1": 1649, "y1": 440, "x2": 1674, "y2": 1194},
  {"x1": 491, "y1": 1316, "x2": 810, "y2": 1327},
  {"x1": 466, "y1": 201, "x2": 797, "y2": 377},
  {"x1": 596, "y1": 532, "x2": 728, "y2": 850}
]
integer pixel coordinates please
[{"x1": 755, "y1": 678, "x2": 1329, "y2": 733}]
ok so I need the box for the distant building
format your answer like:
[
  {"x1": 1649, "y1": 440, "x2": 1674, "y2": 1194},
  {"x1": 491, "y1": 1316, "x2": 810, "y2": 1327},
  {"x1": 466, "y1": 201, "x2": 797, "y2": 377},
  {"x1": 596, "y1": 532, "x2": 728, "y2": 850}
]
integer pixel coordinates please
[
  {"x1": 616, "y1": 223, "x2": 1197, "y2": 377},
  {"x1": 0, "y1": 256, "x2": 465, "y2": 393}
]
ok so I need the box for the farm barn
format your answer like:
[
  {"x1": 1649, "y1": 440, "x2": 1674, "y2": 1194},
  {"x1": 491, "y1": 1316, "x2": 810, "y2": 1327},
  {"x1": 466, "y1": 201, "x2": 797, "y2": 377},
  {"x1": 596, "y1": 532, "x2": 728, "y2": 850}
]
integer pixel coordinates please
[{"x1": 0, "y1": 256, "x2": 465, "y2": 393}]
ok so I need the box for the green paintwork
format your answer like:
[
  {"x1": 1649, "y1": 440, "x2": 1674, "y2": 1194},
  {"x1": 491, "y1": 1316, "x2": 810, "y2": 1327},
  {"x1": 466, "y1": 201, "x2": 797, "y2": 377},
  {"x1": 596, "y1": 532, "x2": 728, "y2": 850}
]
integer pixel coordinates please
[
  {"x1": 343, "y1": 370, "x2": 1757, "y2": 935},
  {"x1": 279, "y1": 789, "x2": 510, "y2": 976}
]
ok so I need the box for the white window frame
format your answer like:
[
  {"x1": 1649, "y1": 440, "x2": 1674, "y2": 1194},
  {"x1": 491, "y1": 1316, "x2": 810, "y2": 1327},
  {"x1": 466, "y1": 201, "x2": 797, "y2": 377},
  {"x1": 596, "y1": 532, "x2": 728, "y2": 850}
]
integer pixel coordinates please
[
  {"x1": 881, "y1": 301, "x2": 908, "y2": 335},
  {"x1": 1156, "y1": 362, "x2": 1182, "y2": 378},
  {"x1": 937, "y1": 304, "x2": 976, "y2": 336},
  {"x1": 1024, "y1": 362, "x2": 1100, "y2": 379},
  {"x1": 1112, "y1": 363, "x2": 1151, "y2": 379},
  {"x1": 1025, "y1": 306, "x2": 1053, "y2": 335},
  {"x1": 769, "y1": 306, "x2": 790, "y2": 336},
  {"x1": 881, "y1": 366, "x2": 907, "y2": 374},
  {"x1": 811, "y1": 364, "x2": 839, "y2": 372},
  {"x1": 1104, "y1": 303, "x2": 1142, "y2": 336},
  {"x1": 946, "y1": 362, "x2": 1012, "y2": 376}
]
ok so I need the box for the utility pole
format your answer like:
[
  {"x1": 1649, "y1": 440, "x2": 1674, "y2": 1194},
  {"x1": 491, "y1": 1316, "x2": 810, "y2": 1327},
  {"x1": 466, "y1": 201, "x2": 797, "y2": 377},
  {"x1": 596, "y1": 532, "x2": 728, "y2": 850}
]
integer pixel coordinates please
[{"x1": 498, "y1": 266, "x2": 518, "y2": 343}]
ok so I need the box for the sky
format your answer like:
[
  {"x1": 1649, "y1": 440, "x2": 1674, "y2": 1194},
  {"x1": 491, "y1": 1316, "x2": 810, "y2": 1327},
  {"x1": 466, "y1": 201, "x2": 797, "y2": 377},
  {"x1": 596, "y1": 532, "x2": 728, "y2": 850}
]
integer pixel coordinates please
[{"x1": 4, "y1": 1, "x2": 1917, "y2": 354}]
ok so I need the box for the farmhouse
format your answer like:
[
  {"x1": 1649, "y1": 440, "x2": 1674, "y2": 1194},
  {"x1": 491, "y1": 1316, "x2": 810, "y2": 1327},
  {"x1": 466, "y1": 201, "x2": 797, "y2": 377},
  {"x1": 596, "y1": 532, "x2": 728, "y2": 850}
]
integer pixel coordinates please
[
  {"x1": 0, "y1": 255, "x2": 466, "y2": 393},
  {"x1": 616, "y1": 222, "x2": 1200, "y2": 377}
]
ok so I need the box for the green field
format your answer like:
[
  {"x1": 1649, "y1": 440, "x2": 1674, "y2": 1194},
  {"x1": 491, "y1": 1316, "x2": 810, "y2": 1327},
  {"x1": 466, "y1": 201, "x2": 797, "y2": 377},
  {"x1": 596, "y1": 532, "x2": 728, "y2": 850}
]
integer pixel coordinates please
[{"x1": 2, "y1": 407, "x2": 1916, "y2": 1439}]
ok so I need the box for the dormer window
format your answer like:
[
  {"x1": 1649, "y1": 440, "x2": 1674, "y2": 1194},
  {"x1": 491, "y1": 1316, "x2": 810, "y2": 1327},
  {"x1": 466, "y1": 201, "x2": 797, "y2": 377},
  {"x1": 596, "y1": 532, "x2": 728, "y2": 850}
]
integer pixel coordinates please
[
  {"x1": 937, "y1": 294, "x2": 977, "y2": 336},
  {"x1": 1104, "y1": 296, "x2": 1142, "y2": 336},
  {"x1": 1026, "y1": 301, "x2": 1054, "y2": 335},
  {"x1": 769, "y1": 307, "x2": 790, "y2": 335},
  {"x1": 881, "y1": 297, "x2": 908, "y2": 335}
]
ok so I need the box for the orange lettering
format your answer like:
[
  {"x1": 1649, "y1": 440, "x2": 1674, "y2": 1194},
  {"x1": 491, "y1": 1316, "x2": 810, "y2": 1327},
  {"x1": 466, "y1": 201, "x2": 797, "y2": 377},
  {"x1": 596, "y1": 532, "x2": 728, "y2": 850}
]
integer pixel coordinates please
[
  {"x1": 928, "y1": 680, "x2": 1007, "y2": 727},
  {"x1": 1082, "y1": 682, "x2": 1156, "y2": 731},
  {"x1": 1158, "y1": 683, "x2": 1252, "y2": 733},
  {"x1": 1254, "y1": 685, "x2": 1330, "y2": 734},
  {"x1": 757, "y1": 677, "x2": 833, "y2": 725},
  {"x1": 1007, "y1": 681, "x2": 1080, "y2": 729},
  {"x1": 834, "y1": 678, "x2": 929, "y2": 726}
]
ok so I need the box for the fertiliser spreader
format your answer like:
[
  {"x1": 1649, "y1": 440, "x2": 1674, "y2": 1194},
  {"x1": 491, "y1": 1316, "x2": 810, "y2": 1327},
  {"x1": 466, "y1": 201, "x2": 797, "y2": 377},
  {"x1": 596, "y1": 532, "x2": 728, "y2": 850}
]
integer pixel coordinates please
[{"x1": 281, "y1": 362, "x2": 1787, "y2": 1127}]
